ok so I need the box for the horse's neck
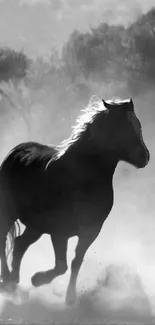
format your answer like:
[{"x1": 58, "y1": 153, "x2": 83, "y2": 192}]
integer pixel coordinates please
[{"x1": 63, "y1": 141, "x2": 118, "y2": 181}]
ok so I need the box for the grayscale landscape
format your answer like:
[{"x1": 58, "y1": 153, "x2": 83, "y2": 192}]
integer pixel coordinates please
[{"x1": 0, "y1": 0, "x2": 155, "y2": 324}]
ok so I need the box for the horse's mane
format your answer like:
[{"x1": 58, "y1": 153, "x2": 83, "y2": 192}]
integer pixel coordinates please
[
  {"x1": 58, "y1": 96, "x2": 105, "y2": 153},
  {"x1": 57, "y1": 96, "x2": 131, "y2": 157},
  {"x1": 45, "y1": 96, "x2": 105, "y2": 169}
]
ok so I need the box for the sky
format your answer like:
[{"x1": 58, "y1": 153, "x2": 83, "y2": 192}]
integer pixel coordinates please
[{"x1": 1, "y1": 0, "x2": 155, "y2": 324}]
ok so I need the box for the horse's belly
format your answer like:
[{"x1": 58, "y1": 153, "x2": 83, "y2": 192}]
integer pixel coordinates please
[
  {"x1": 18, "y1": 195, "x2": 77, "y2": 236},
  {"x1": 7, "y1": 178, "x2": 114, "y2": 238}
]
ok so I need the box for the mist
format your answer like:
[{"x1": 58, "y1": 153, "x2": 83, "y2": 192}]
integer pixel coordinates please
[
  {"x1": 0, "y1": 0, "x2": 154, "y2": 57},
  {"x1": 0, "y1": 1, "x2": 155, "y2": 324}
]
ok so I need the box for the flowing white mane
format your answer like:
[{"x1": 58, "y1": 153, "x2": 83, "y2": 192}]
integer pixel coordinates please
[{"x1": 58, "y1": 96, "x2": 106, "y2": 156}]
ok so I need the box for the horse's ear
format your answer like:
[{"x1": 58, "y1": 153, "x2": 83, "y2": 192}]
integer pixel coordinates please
[
  {"x1": 129, "y1": 98, "x2": 134, "y2": 110},
  {"x1": 102, "y1": 99, "x2": 111, "y2": 110}
]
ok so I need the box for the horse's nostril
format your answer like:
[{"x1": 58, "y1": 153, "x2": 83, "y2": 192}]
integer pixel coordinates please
[
  {"x1": 147, "y1": 150, "x2": 150, "y2": 162},
  {"x1": 138, "y1": 148, "x2": 150, "y2": 167}
]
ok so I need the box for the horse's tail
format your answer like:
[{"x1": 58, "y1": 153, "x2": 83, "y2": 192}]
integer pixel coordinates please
[{"x1": 6, "y1": 220, "x2": 21, "y2": 266}]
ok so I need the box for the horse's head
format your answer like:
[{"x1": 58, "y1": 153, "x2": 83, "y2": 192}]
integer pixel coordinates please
[
  {"x1": 102, "y1": 98, "x2": 150, "y2": 168},
  {"x1": 88, "y1": 97, "x2": 149, "y2": 169}
]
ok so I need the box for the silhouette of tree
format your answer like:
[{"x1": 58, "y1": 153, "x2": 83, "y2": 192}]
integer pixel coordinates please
[{"x1": 0, "y1": 47, "x2": 30, "y2": 83}]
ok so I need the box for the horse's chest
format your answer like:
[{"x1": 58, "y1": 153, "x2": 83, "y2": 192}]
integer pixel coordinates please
[{"x1": 72, "y1": 183, "x2": 114, "y2": 226}]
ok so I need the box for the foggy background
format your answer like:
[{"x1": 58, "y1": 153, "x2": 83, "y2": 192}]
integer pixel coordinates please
[{"x1": 0, "y1": 0, "x2": 155, "y2": 324}]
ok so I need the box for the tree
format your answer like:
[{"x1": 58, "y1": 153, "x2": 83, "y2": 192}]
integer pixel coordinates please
[
  {"x1": 0, "y1": 48, "x2": 30, "y2": 83},
  {"x1": 129, "y1": 8, "x2": 155, "y2": 82}
]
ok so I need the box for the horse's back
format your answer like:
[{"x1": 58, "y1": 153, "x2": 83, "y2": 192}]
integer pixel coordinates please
[
  {"x1": 0, "y1": 142, "x2": 57, "y2": 217},
  {"x1": 1, "y1": 142, "x2": 57, "y2": 172}
]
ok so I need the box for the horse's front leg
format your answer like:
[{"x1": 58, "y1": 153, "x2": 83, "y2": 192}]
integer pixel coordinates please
[
  {"x1": 65, "y1": 228, "x2": 99, "y2": 306},
  {"x1": 31, "y1": 234, "x2": 68, "y2": 287}
]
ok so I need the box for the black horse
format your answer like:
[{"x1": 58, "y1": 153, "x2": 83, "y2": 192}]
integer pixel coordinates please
[{"x1": 0, "y1": 96, "x2": 150, "y2": 305}]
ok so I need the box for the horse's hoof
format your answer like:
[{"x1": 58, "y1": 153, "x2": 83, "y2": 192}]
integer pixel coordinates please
[
  {"x1": 0, "y1": 281, "x2": 5, "y2": 292},
  {"x1": 10, "y1": 272, "x2": 19, "y2": 285},
  {"x1": 0, "y1": 281, "x2": 17, "y2": 294},
  {"x1": 31, "y1": 272, "x2": 46, "y2": 287},
  {"x1": 65, "y1": 290, "x2": 77, "y2": 306},
  {"x1": 6, "y1": 282, "x2": 17, "y2": 294}
]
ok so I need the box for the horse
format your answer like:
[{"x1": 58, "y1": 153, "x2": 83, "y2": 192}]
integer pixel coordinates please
[{"x1": 0, "y1": 96, "x2": 150, "y2": 305}]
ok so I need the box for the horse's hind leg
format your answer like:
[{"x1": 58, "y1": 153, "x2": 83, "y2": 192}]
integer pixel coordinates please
[
  {"x1": 0, "y1": 216, "x2": 15, "y2": 286},
  {"x1": 31, "y1": 234, "x2": 68, "y2": 287},
  {"x1": 0, "y1": 233, "x2": 11, "y2": 284},
  {"x1": 10, "y1": 226, "x2": 41, "y2": 285}
]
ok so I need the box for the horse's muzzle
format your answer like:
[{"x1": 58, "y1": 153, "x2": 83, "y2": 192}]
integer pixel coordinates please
[{"x1": 136, "y1": 147, "x2": 150, "y2": 168}]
